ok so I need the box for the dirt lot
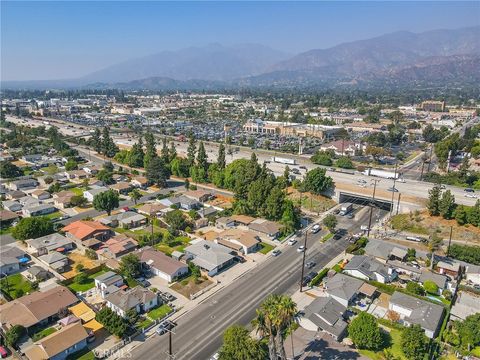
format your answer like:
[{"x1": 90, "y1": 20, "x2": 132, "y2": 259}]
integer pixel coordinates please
[
  {"x1": 171, "y1": 276, "x2": 213, "y2": 299},
  {"x1": 63, "y1": 251, "x2": 100, "y2": 279},
  {"x1": 287, "y1": 187, "x2": 336, "y2": 214}
]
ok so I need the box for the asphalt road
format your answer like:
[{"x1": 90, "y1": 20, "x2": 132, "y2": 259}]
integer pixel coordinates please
[{"x1": 129, "y1": 206, "x2": 384, "y2": 360}]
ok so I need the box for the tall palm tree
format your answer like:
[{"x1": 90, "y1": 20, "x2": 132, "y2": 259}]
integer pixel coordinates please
[
  {"x1": 253, "y1": 294, "x2": 297, "y2": 360},
  {"x1": 129, "y1": 188, "x2": 141, "y2": 205}
]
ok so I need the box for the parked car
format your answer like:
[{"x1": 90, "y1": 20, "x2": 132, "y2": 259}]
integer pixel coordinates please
[
  {"x1": 299, "y1": 166, "x2": 307, "y2": 170},
  {"x1": 305, "y1": 261, "x2": 316, "y2": 269},
  {"x1": 0, "y1": 346, "x2": 7, "y2": 359},
  {"x1": 297, "y1": 245, "x2": 306, "y2": 253},
  {"x1": 387, "y1": 187, "x2": 399, "y2": 192},
  {"x1": 465, "y1": 193, "x2": 477, "y2": 198},
  {"x1": 163, "y1": 292, "x2": 176, "y2": 302},
  {"x1": 346, "y1": 213, "x2": 354, "y2": 219},
  {"x1": 333, "y1": 209, "x2": 340, "y2": 215},
  {"x1": 272, "y1": 249, "x2": 281, "y2": 257},
  {"x1": 287, "y1": 238, "x2": 297, "y2": 246},
  {"x1": 138, "y1": 279, "x2": 151, "y2": 288},
  {"x1": 156, "y1": 320, "x2": 175, "y2": 335},
  {"x1": 464, "y1": 188, "x2": 475, "y2": 193},
  {"x1": 311, "y1": 224, "x2": 321, "y2": 233}
]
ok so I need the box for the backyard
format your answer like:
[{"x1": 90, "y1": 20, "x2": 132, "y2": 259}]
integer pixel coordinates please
[
  {"x1": 67, "y1": 269, "x2": 108, "y2": 293},
  {"x1": 171, "y1": 274, "x2": 213, "y2": 299},
  {"x1": 358, "y1": 327, "x2": 405, "y2": 360},
  {"x1": 32, "y1": 327, "x2": 57, "y2": 341},
  {"x1": 155, "y1": 235, "x2": 192, "y2": 256},
  {"x1": 0, "y1": 273, "x2": 35, "y2": 299}
]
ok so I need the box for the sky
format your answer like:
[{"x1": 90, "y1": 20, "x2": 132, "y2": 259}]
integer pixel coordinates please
[{"x1": 1, "y1": 1, "x2": 479, "y2": 81}]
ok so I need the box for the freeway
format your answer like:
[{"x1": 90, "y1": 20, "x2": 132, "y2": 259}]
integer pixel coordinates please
[{"x1": 129, "y1": 206, "x2": 383, "y2": 360}]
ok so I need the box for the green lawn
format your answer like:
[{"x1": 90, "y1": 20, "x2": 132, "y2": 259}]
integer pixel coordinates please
[
  {"x1": 155, "y1": 235, "x2": 191, "y2": 256},
  {"x1": 390, "y1": 214, "x2": 429, "y2": 235},
  {"x1": 471, "y1": 347, "x2": 480, "y2": 357},
  {"x1": 32, "y1": 327, "x2": 57, "y2": 341},
  {"x1": 44, "y1": 211, "x2": 63, "y2": 220},
  {"x1": 322, "y1": 233, "x2": 333, "y2": 242},
  {"x1": 66, "y1": 348, "x2": 95, "y2": 360},
  {"x1": 69, "y1": 187, "x2": 85, "y2": 196},
  {"x1": 137, "y1": 318, "x2": 154, "y2": 329},
  {"x1": 147, "y1": 304, "x2": 172, "y2": 320},
  {"x1": 359, "y1": 328, "x2": 405, "y2": 360},
  {"x1": 258, "y1": 242, "x2": 275, "y2": 254},
  {"x1": 0, "y1": 273, "x2": 35, "y2": 299},
  {"x1": 0, "y1": 227, "x2": 12, "y2": 235},
  {"x1": 67, "y1": 269, "x2": 108, "y2": 293}
]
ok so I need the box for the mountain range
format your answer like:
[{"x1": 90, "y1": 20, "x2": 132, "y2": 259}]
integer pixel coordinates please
[{"x1": 3, "y1": 26, "x2": 479, "y2": 90}]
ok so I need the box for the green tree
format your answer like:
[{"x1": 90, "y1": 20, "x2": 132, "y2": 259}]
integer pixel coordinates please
[
  {"x1": 184, "y1": 178, "x2": 190, "y2": 190},
  {"x1": 70, "y1": 195, "x2": 88, "y2": 207},
  {"x1": 439, "y1": 190, "x2": 456, "y2": 219},
  {"x1": 169, "y1": 141, "x2": 177, "y2": 163},
  {"x1": 5, "y1": 324, "x2": 25, "y2": 347},
  {"x1": 423, "y1": 280, "x2": 439, "y2": 295},
  {"x1": 428, "y1": 232, "x2": 443, "y2": 269},
  {"x1": 103, "y1": 161, "x2": 114, "y2": 173},
  {"x1": 347, "y1": 312, "x2": 383, "y2": 350},
  {"x1": 119, "y1": 253, "x2": 141, "y2": 279},
  {"x1": 311, "y1": 151, "x2": 333, "y2": 166},
  {"x1": 95, "y1": 307, "x2": 128, "y2": 338},
  {"x1": 91, "y1": 128, "x2": 102, "y2": 153},
  {"x1": 303, "y1": 168, "x2": 333, "y2": 195},
  {"x1": 75, "y1": 272, "x2": 88, "y2": 285},
  {"x1": 143, "y1": 132, "x2": 157, "y2": 168},
  {"x1": 426, "y1": 185, "x2": 441, "y2": 216},
  {"x1": 197, "y1": 141, "x2": 208, "y2": 173},
  {"x1": 12, "y1": 217, "x2": 54, "y2": 240},
  {"x1": 161, "y1": 137, "x2": 170, "y2": 164},
  {"x1": 252, "y1": 294, "x2": 297, "y2": 360},
  {"x1": 164, "y1": 209, "x2": 187, "y2": 234},
  {"x1": 280, "y1": 200, "x2": 300, "y2": 234},
  {"x1": 64, "y1": 159, "x2": 78, "y2": 171},
  {"x1": 0, "y1": 161, "x2": 22, "y2": 178},
  {"x1": 455, "y1": 313, "x2": 480, "y2": 350},
  {"x1": 323, "y1": 214, "x2": 338, "y2": 233},
  {"x1": 102, "y1": 127, "x2": 119, "y2": 158},
  {"x1": 401, "y1": 325, "x2": 429, "y2": 360},
  {"x1": 96, "y1": 169, "x2": 114, "y2": 184},
  {"x1": 217, "y1": 143, "x2": 226, "y2": 169},
  {"x1": 129, "y1": 188, "x2": 142, "y2": 205},
  {"x1": 127, "y1": 140, "x2": 145, "y2": 167},
  {"x1": 187, "y1": 135, "x2": 197, "y2": 167},
  {"x1": 455, "y1": 205, "x2": 468, "y2": 225},
  {"x1": 264, "y1": 186, "x2": 285, "y2": 221},
  {"x1": 219, "y1": 325, "x2": 267, "y2": 360},
  {"x1": 406, "y1": 281, "x2": 425, "y2": 296},
  {"x1": 335, "y1": 156, "x2": 354, "y2": 169},
  {"x1": 93, "y1": 189, "x2": 119, "y2": 216},
  {"x1": 146, "y1": 157, "x2": 170, "y2": 187}
]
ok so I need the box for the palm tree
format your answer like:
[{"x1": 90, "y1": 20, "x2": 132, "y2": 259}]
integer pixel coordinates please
[
  {"x1": 253, "y1": 294, "x2": 297, "y2": 360},
  {"x1": 129, "y1": 188, "x2": 141, "y2": 205},
  {"x1": 428, "y1": 231, "x2": 443, "y2": 270}
]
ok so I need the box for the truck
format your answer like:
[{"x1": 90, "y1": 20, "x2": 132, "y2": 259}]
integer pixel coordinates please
[
  {"x1": 339, "y1": 203, "x2": 353, "y2": 216},
  {"x1": 271, "y1": 156, "x2": 297, "y2": 165},
  {"x1": 363, "y1": 168, "x2": 402, "y2": 180}
]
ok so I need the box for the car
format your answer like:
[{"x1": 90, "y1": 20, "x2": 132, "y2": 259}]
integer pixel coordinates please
[
  {"x1": 333, "y1": 209, "x2": 340, "y2": 215},
  {"x1": 163, "y1": 292, "x2": 176, "y2": 302},
  {"x1": 287, "y1": 238, "x2": 297, "y2": 246},
  {"x1": 357, "y1": 179, "x2": 367, "y2": 184},
  {"x1": 272, "y1": 249, "x2": 281, "y2": 257},
  {"x1": 387, "y1": 187, "x2": 399, "y2": 192},
  {"x1": 305, "y1": 261, "x2": 316, "y2": 269},
  {"x1": 360, "y1": 225, "x2": 370, "y2": 232},
  {"x1": 299, "y1": 166, "x2": 307, "y2": 170},
  {"x1": 464, "y1": 188, "x2": 475, "y2": 193},
  {"x1": 307, "y1": 271, "x2": 318, "y2": 279},
  {"x1": 210, "y1": 353, "x2": 220, "y2": 360},
  {"x1": 0, "y1": 346, "x2": 7, "y2": 358},
  {"x1": 138, "y1": 279, "x2": 151, "y2": 288},
  {"x1": 311, "y1": 224, "x2": 321, "y2": 233},
  {"x1": 156, "y1": 320, "x2": 175, "y2": 335},
  {"x1": 346, "y1": 213, "x2": 354, "y2": 219},
  {"x1": 465, "y1": 193, "x2": 477, "y2": 198},
  {"x1": 291, "y1": 168, "x2": 300, "y2": 175},
  {"x1": 297, "y1": 245, "x2": 306, "y2": 252}
]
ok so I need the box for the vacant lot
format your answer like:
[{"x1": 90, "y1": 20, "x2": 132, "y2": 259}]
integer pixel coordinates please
[
  {"x1": 171, "y1": 275, "x2": 213, "y2": 299},
  {"x1": 287, "y1": 187, "x2": 336, "y2": 214},
  {"x1": 63, "y1": 252, "x2": 100, "y2": 279}
]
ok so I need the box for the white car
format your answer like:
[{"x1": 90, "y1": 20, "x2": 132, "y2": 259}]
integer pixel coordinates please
[
  {"x1": 360, "y1": 225, "x2": 370, "y2": 231},
  {"x1": 465, "y1": 193, "x2": 477, "y2": 198},
  {"x1": 311, "y1": 224, "x2": 321, "y2": 234},
  {"x1": 297, "y1": 245, "x2": 306, "y2": 252},
  {"x1": 272, "y1": 249, "x2": 281, "y2": 257},
  {"x1": 287, "y1": 238, "x2": 297, "y2": 246}
]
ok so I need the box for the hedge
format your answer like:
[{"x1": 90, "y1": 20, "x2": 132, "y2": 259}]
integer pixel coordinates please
[{"x1": 310, "y1": 268, "x2": 329, "y2": 287}]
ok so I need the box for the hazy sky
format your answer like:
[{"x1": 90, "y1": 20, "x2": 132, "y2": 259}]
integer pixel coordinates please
[{"x1": 2, "y1": 1, "x2": 479, "y2": 81}]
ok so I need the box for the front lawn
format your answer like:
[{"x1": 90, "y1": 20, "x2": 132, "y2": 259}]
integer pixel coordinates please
[
  {"x1": 0, "y1": 273, "x2": 35, "y2": 299},
  {"x1": 171, "y1": 274, "x2": 213, "y2": 299},
  {"x1": 32, "y1": 327, "x2": 57, "y2": 341},
  {"x1": 137, "y1": 317, "x2": 153, "y2": 329},
  {"x1": 44, "y1": 211, "x2": 63, "y2": 220},
  {"x1": 258, "y1": 242, "x2": 275, "y2": 254},
  {"x1": 67, "y1": 269, "x2": 108, "y2": 293},
  {"x1": 147, "y1": 304, "x2": 172, "y2": 320},
  {"x1": 66, "y1": 348, "x2": 95, "y2": 360},
  {"x1": 69, "y1": 187, "x2": 85, "y2": 196}
]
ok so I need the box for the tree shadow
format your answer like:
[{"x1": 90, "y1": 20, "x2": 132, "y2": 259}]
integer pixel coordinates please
[{"x1": 303, "y1": 338, "x2": 364, "y2": 360}]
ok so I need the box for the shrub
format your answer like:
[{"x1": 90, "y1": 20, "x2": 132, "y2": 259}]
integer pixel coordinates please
[
  {"x1": 406, "y1": 281, "x2": 425, "y2": 296},
  {"x1": 423, "y1": 280, "x2": 439, "y2": 295},
  {"x1": 310, "y1": 268, "x2": 329, "y2": 287}
]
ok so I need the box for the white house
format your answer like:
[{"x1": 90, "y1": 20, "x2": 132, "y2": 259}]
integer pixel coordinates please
[
  {"x1": 94, "y1": 271, "x2": 124, "y2": 298},
  {"x1": 83, "y1": 186, "x2": 109, "y2": 202},
  {"x1": 343, "y1": 255, "x2": 396, "y2": 283},
  {"x1": 105, "y1": 287, "x2": 159, "y2": 318}
]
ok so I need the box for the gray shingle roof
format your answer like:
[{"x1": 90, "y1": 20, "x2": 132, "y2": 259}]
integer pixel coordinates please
[
  {"x1": 344, "y1": 255, "x2": 392, "y2": 281},
  {"x1": 324, "y1": 273, "x2": 364, "y2": 302},
  {"x1": 419, "y1": 269, "x2": 447, "y2": 289},
  {"x1": 305, "y1": 296, "x2": 348, "y2": 338}
]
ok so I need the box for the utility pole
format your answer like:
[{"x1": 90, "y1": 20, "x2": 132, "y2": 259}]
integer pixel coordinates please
[
  {"x1": 396, "y1": 193, "x2": 401, "y2": 215},
  {"x1": 447, "y1": 226, "x2": 453, "y2": 256},
  {"x1": 426, "y1": 146, "x2": 433, "y2": 173},
  {"x1": 299, "y1": 218, "x2": 308, "y2": 292},
  {"x1": 390, "y1": 162, "x2": 398, "y2": 217},
  {"x1": 367, "y1": 179, "x2": 380, "y2": 237}
]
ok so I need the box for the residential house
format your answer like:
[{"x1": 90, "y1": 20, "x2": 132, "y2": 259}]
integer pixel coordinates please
[
  {"x1": 100, "y1": 211, "x2": 147, "y2": 229},
  {"x1": 1, "y1": 200, "x2": 22, "y2": 212},
  {"x1": 7, "y1": 178, "x2": 38, "y2": 191},
  {"x1": 22, "y1": 203, "x2": 57, "y2": 217},
  {"x1": 343, "y1": 255, "x2": 396, "y2": 283},
  {"x1": 465, "y1": 264, "x2": 480, "y2": 286},
  {"x1": 197, "y1": 206, "x2": 217, "y2": 219},
  {"x1": 82, "y1": 165, "x2": 101, "y2": 175},
  {"x1": 184, "y1": 240, "x2": 236, "y2": 276},
  {"x1": 0, "y1": 245, "x2": 28, "y2": 275},
  {"x1": 137, "y1": 203, "x2": 167, "y2": 217},
  {"x1": 31, "y1": 189, "x2": 51, "y2": 200},
  {"x1": 386, "y1": 260, "x2": 421, "y2": 277},
  {"x1": 18, "y1": 196, "x2": 41, "y2": 208},
  {"x1": 388, "y1": 291, "x2": 444, "y2": 338},
  {"x1": 138, "y1": 247, "x2": 188, "y2": 282},
  {"x1": 215, "y1": 216, "x2": 235, "y2": 229},
  {"x1": 248, "y1": 219, "x2": 282, "y2": 239},
  {"x1": 231, "y1": 214, "x2": 256, "y2": 226},
  {"x1": 0, "y1": 285, "x2": 78, "y2": 331},
  {"x1": 183, "y1": 189, "x2": 213, "y2": 203},
  {"x1": 324, "y1": 273, "x2": 365, "y2": 307},
  {"x1": 62, "y1": 221, "x2": 112, "y2": 245},
  {"x1": 24, "y1": 322, "x2": 89, "y2": 360},
  {"x1": 419, "y1": 269, "x2": 448, "y2": 294},
  {"x1": 65, "y1": 170, "x2": 89, "y2": 181},
  {"x1": 96, "y1": 235, "x2": 138, "y2": 260},
  {"x1": 436, "y1": 260, "x2": 462, "y2": 279},
  {"x1": 53, "y1": 191, "x2": 76, "y2": 209},
  {"x1": 94, "y1": 271, "x2": 124, "y2": 298},
  {"x1": 365, "y1": 240, "x2": 411, "y2": 263},
  {"x1": 131, "y1": 176, "x2": 149, "y2": 189},
  {"x1": 21, "y1": 154, "x2": 43, "y2": 165},
  {"x1": 0, "y1": 210, "x2": 19, "y2": 227},
  {"x1": 301, "y1": 296, "x2": 348, "y2": 341},
  {"x1": 6, "y1": 190, "x2": 26, "y2": 200},
  {"x1": 105, "y1": 286, "x2": 158, "y2": 318},
  {"x1": 25, "y1": 233, "x2": 74, "y2": 256},
  {"x1": 159, "y1": 195, "x2": 200, "y2": 210},
  {"x1": 38, "y1": 252, "x2": 69, "y2": 273},
  {"x1": 24, "y1": 266, "x2": 51, "y2": 282},
  {"x1": 83, "y1": 186, "x2": 109, "y2": 202},
  {"x1": 112, "y1": 174, "x2": 128, "y2": 183},
  {"x1": 215, "y1": 228, "x2": 260, "y2": 255},
  {"x1": 110, "y1": 182, "x2": 132, "y2": 195},
  {"x1": 450, "y1": 291, "x2": 480, "y2": 321}
]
